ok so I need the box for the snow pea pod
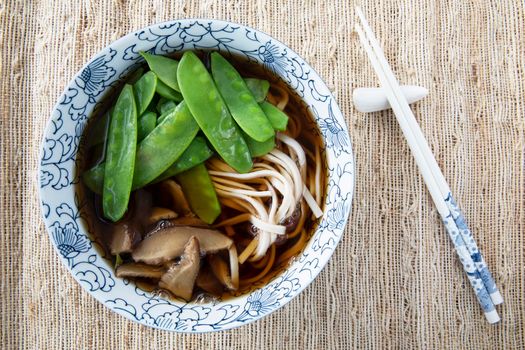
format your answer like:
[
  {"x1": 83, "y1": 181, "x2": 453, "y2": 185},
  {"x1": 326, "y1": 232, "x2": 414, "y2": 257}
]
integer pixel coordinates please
[
  {"x1": 87, "y1": 135, "x2": 213, "y2": 193},
  {"x1": 155, "y1": 136, "x2": 214, "y2": 182},
  {"x1": 140, "y1": 52, "x2": 180, "y2": 91},
  {"x1": 137, "y1": 111, "x2": 157, "y2": 141},
  {"x1": 176, "y1": 163, "x2": 221, "y2": 224},
  {"x1": 244, "y1": 78, "x2": 270, "y2": 103},
  {"x1": 132, "y1": 101, "x2": 199, "y2": 189},
  {"x1": 211, "y1": 53, "x2": 274, "y2": 142},
  {"x1": 103, "y1": 84, "x2": 137, "y2": 222},
  {"x1": 260, "y1": 101, "x2": 288, "y2": 131},
  {"x1": 156, "y1": 98, "x2": 177, "y2": 115},
  {"x1": 155, "y1": 78, "x2": 183, "y2": 102},
  {"x1": 83, "y1": 162, "x2": 105, "y2": 194},
  {"x1": 177, "y1": 51, "x2": 252, "y2": 173},
  {"x1": 243, "y1": 131, "x2": 275, "y2": 157},
  {"x1": 157, "y1": 105, "x2": 177, "y2": 125},
  {"x1": 126, "y1": 66, "x2": 144, "y2": 84},
  {"x1": 133, "y1": 71, "x2": 157, "y2": 115}
]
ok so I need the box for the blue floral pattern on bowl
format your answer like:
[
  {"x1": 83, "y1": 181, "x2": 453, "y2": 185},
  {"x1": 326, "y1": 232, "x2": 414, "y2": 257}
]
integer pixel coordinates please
[{"x1": 38, "y1": 19, "x2": 354, "y2": 332}]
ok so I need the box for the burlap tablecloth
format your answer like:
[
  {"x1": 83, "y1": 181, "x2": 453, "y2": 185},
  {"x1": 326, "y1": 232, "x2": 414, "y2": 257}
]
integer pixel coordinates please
[{"x1": 1, "y1": 0, "x2": 524, "y2": 348}]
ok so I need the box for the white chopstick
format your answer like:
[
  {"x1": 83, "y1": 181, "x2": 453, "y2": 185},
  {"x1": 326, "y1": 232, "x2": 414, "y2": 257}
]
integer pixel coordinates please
[
  {"x1": 354, "y1": 8, "x2": 502, "y2": 308},
  {"x1": 355, "y1": 6, "x2": 501, "y2": 323}
]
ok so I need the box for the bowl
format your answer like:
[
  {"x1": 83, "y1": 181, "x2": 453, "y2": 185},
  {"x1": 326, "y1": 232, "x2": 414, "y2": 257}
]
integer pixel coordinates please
[{"x1": 39, "y1": 19, "x2": 354, "y2": 332}]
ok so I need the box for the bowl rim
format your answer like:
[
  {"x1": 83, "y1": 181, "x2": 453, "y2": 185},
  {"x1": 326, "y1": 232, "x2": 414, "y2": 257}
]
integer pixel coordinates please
[{"x1": 38, "y1": 18, "x2": 355, "y2": 332}]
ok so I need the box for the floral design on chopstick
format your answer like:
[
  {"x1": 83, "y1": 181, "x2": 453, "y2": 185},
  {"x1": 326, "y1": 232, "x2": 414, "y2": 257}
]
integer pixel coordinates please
[
  {"x1": 441, "y1": 214, "x2": 495, "y2": 313},
  {"x1": 444, "y1": 193, "x2": 499, "y2": 296}
]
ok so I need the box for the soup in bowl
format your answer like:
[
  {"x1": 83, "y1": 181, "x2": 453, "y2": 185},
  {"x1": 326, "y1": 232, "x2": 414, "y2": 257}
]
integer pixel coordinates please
[{"x1": 39, "y1": 19, "x2": 354, "y2": 332}]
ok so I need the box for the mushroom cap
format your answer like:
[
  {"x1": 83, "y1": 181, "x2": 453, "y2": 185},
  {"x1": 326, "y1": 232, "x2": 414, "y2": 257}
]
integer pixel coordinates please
[
  {"x1": 158, "y1": 236, "x2": 200, "y2": 301},
  {"x1": 147, "y1": 207, "x2": 178, "y2": 225},
  {"x1": 115, "y1": 262, "x2": 165, "y2": 279},
  {"x1": 170, "y1": 216, "x2": 208, "y2": 227},
  {"x1": 195, "y1": 265, "x2": 224, "y2": 296},
  {"x1": 109, "y1": 222, "x2": 141, "y2": 255},
  {"x1": 208, "y1": 254, "x2": 235, "y2": 290},
  {"x1": 132, "y1": 226, "x2": 233, "y2": 265}
]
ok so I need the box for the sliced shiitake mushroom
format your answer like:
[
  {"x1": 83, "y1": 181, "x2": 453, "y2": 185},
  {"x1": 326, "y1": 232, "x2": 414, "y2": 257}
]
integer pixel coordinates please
[
  {"x1": 159, "y1": 236, "x2": 200, "y2": 301},
  {"x1": 147, "y1": 207, "x2": 178, "y2": 225},
  {"x1": 132, "y1": 226, "x2": 233, "y2": 265},
  {"x1": 208, "y1": 254, "x2": 235, "y2": 290},
  {"x1": 195, "y1": 265, "x2": 224, "y2": 296},
  {"x1": 109, "y1": 222, "x2": 141, "y2": 255},
  {"x1": 115, "y1": 262, "x2": 165, "y2": 279},
  {"x1": 171, "y1": 216, "x2": 208, "y2": 227}
]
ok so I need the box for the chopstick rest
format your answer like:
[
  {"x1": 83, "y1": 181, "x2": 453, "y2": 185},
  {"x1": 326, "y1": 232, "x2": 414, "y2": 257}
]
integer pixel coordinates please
[{"x1": 353, "y1": 85, "x2": 428, "y2": 113}]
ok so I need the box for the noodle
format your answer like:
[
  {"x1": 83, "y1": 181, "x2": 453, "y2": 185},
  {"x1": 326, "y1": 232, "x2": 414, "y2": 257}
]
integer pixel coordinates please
[
  {"x1": 239, "y1": 238, "x2": 258, "y2": 264},
  {"x1": 220, "y1": 198, "x2": 247, "y2": 212},
  {"x1": 314, "y1": 146, "x2": 322, "y2": 206},
  {"x1": 308, "y1": 166, "x2": 316, "y2": 200},
  {"x1": 229, "y1": 245, "x2": 239, "y2": 289},
  {"x1": 272, "y1": 85, "x2": 289, "y2": 110},
  {"x1": 288, "y1": 202, "x2": 307, "y2": 239},
  {"x1": 215, "y1": 213, "x2": 251, "y2": 227},
  {"x1": 241, "y1": 245, "x2": 276, "y2": 286},
  {"x1": 250, "y1": 251, "x2": 270, "y2": 269},
  {"x1": 277, "y1": 229, "x2": 307, "y2": 264}
]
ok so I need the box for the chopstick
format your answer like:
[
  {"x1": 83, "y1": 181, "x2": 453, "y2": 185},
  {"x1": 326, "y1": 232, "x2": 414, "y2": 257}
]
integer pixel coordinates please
[
  {"x1": 354, "y1": 6, "x2": 501, "y2": 323},
  {"x1": 354, "y1": 8, "x2": 503, "y2": 310},
  {"x1": 355, "y1": 8, "x2": 502, "y2": 307}
]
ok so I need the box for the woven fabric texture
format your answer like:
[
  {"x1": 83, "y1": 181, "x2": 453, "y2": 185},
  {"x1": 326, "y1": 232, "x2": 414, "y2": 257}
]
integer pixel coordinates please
[{"x1": 1, "y1": 0, "x2": 524, "y2": 349}]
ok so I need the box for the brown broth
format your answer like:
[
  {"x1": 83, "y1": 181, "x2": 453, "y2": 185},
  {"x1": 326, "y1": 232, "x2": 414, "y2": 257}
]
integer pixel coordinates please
[{"x1": 77, "y1": 51, "x2": 328, "y2": 301}]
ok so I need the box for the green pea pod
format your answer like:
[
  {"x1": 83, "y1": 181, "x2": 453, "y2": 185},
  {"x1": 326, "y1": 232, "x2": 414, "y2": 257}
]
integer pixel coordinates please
[
  {"x1": 83, "y1": 162, "x2": 105, "y2": 194},
  {"x1": 84, "y1": 135, "x2": 213, "y2": 193},
  {"x1": 156, "y1": 78, "x2": 183, "y2": 102},
  {"x1": 137, "y1": 111, "x2": 157, "y2": 141},
  {"x1": 211, "y1": 53, "x2": 274, "y2": 142},
  {"x1": 243, "y1": 131, "x2": 275, "y2": 157},
  {"x1": 126, "y1": 66, "x2": 144, "y2": 84},
  {"x1": 155, "y1": 136, "x2": 214, "y2": 182},
  {"x1": 132, "y1": 101, "x2": 199, "y2": 189},
  {"x1": 176, "y1": 163, "x2": 221, "y2": 224},
  {"x1": 140, "y1": 52, "x2": 180, "y2": 91},
  {"x1": 260, "y1": 101, "x2": 289, "y2": 131},
  {"x1": 103, "y1": 84, "x2": 138, "y2": 222},
  {"x1": 178, "y1": 51, "x2": 252, "y2": 173},
  {"x1": 133, "y1": 71, "x2": 157, "y2": 115},
  {"x1": 157, "y1": 106, "x2": 177, "y2": 125},
  {"x1": 156, "y1": 98, "x2": 177, "y2": 115},
  {"x1": 244, "y1": 78, "x2": 270, "y2": 103}
]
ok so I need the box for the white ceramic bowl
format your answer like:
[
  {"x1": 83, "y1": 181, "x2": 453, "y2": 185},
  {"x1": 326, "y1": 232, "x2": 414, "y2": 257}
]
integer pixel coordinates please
[{"x1": 39, "y1": 19, "x2": 354, "y2": 332}]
